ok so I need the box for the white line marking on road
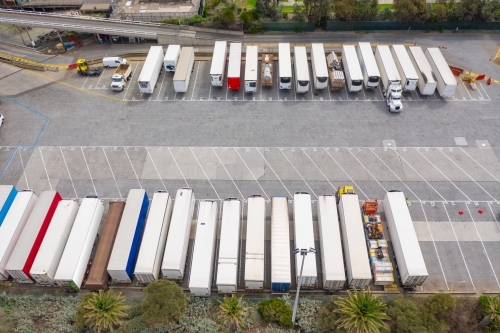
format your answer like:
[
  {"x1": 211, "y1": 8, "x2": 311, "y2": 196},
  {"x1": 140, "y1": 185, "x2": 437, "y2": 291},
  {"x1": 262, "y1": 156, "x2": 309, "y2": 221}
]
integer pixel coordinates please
[
  {"x1": 95, "y1": 67, "x2": 105, "y2": 88},
  {"x1": 190, "y1": 147, "x2": 220, "y2": 200},
  {"x1": 156, "y1": 69, "x2": 167, "y2": 100},
  {"x1": 442, "y1": 202, "x2": 475, "y2": 290},
  {"x1": 80, "y1": 147, "x2": 97, "y2": 196},
  {"x1": 59, "y1": 147, "x2": 78, "y2": 198},
  {"x1": 102, "y1": 147, "x2": 122, "y2": 199},
  {"x1": 361, "y1": 86, "x2": 367, "y2": 100},
  {"x1": 191, "y1": 62, "x2": 201, "y2": 101},
  {"x1": 479, "y1": 83, "x2": 491, "y2": 100},
  {"x1": 225, "y1": 85, "x2": 228, "y2": 101},
  {"x1": 81, "y1": 74, "x2": 90, "y2": 89},
  {"x1": 345, "y1": 86, "x2": 349, "y2": 100},
  {"x1": 208, "y1": 83, "x2": 212, "y2": 101},
  {"x1": 233, "y1": 148, "x2": 269, "y2": 200},
  {"x1": 146, "y1": 147, "x2": 167, "y2": 191},
  {"x1": 415, "y1": 148, "x2": 471, "y2": 201},
  {"x1": 347, "y1": 148, "x2": 386, "y2": 192},
  {"x1": 123, "y1": 62, "x2": 139, "y2": 101},
  {"x1": 323, "y1": 148, "x2": 368, "y2": 199},
  {"x1": 487, "y1": 202, "x2": 500, "y2": 232},
  {"x1": 123, "y1": 147, "x2": 142, "y2": 189},
  {"x1": 460, "y1": 78, "x2": 473, "y2": 100},
  {"x1": 212, "y1": 148, "x2": 244, "y2": 200},
  {"x1": 437, "y1": 148, "x2": 497, "y2": 201},
  {"x1": 38, "y1": 147, "x2": 52, "y2": 191},
  {"x1": 465, "y1": 204, "x2": 500, "y2": 289},
  {"x1": 256, "y1": 148, "x2": 292, "y2": 197},
  {"x1": 301, "y1": 148, "x2": 336, "y2": 190},
  {"x1": 168, "y1": 147, "x2": 189, "y2": 187},
  {"x1": 18, "y1": 148, "x2": 29, "y2": 189},
  {"x1": 459, "y1": 147, "x2": 500, "y2": 183},
  {"x1": 279, "y1": 148, "x2": 317, "y2": 198}
]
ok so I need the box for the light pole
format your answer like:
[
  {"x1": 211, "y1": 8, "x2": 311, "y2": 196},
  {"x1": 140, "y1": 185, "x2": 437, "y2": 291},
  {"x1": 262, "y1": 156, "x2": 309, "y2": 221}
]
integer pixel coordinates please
[{"x1": 292, "y1": 247, "x2": 316, "y2": 325}]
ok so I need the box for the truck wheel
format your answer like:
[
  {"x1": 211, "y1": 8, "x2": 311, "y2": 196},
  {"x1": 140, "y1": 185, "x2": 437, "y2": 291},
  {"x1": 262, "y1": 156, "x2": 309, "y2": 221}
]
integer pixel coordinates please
[{"x1": 105, "y1": 66, "x2": 110, "y2": 69}]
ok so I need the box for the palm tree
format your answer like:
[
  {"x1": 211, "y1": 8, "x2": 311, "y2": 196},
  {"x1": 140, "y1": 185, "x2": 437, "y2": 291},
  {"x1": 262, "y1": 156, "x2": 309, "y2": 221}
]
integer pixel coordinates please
[
  {"x1": 335, "y1": 288, "x2": 390, "y2": 333},
  {"x1": 478, "y1": 295, "x2": 500, "y2": 329},
  {"x1": 218, "y1": 294, "x2": 248, "y2": 332},
  {"x1": 83, "y1": 290, "x2": 128, "y2": 333}
]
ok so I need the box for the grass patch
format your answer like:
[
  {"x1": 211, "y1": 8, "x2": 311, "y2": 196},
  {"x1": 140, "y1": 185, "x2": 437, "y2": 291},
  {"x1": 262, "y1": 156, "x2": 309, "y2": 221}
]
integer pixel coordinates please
[
  {"x1": 281, "y1": 6, "x2": 294, "y2": 13},
  {"x1": 378, "y1": 4, "x2": 393, "y2": 10},
  {"x1": 246, "y1": 0, "x2": 256, "y2": 8}
]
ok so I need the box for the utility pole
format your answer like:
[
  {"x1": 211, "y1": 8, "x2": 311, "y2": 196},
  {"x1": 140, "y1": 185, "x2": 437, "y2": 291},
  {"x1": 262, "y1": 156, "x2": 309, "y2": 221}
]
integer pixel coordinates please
[{"x1": 292, "y1": 247, "x2": 316, "y2": 325}]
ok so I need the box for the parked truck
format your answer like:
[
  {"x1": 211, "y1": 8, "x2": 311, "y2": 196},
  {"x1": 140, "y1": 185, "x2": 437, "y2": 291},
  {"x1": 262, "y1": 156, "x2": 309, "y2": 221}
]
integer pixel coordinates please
[
  {"x1": 245, "y1": 195, "x2": 265, "y2": 291},
  {"x1": 294, "y1": 46, "x2": 310, "y2": 93},
  {"x1": 173, "y1": 47, "x2": 195, "y2": 93},
  {"x1": 425, "y1": 47, "x2": 457, "y2": 98},
  {"x1": 375, "y1": 45, "x2": 403, "y2": 112},
  {"x1": 163, "y1": 44, "x2": 181, "y2": 72},
  {"x1": 210, "y1": 41, "x2": 227, "y2": 87},
  {"x1": 228, "y1": 43, "x2": 242, "y2": 90},
  {"x1": 357, "y1": 42, "x2": 380, "y2": 89},
  {"x1": 391, "y1": 45, "x2": 419, "y2": 92},
  {"x1": 0, "y1": 185, "x2": 17, "y2": 227},
  {"x1": 111, "y1": 64, "x2": 132, "y2": 92},
  {"x1": 311, "y1": 43, "x2": 329, "y2": 90},
  {"x1": 341, "y1": 45, "x2": 363, "y2": 92},
  {"x1": 326, "y1": 52, "x2": 345, "y2": 90},
  {"x1": 271, "y1": 197, "x2": 291, "y2": 293},
  {"x1": 278, "y1": 43, "x2": 292, "y2": 90},
  {"x1": 245, "y1": 46, "x2": 258, "y2": 93},
  {"x1": 383, "y1": 191, "x2": 428, "y2": 288},
  {"x1": 293, "y1": 193, "x2": 317, "y2": 288},
  {"x1": 138, "y1": 46, "x2": 164, "y2": 94},
  {"x1": 261, "y1": 54, "x2": 273, "y2": 87},
  {"x1": 407, "y1": 46, "x2": 437, "y2": 96}
]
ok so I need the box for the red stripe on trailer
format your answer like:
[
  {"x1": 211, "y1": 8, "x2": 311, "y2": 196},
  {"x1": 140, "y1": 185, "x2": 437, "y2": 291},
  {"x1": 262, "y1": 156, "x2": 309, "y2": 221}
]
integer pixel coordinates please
[
  {"x1": 228, "y1": 77, "x2": 240, "y2": 90},
  {"x1": 23, "y1": 192, "x2": 62, "y2": 279}
]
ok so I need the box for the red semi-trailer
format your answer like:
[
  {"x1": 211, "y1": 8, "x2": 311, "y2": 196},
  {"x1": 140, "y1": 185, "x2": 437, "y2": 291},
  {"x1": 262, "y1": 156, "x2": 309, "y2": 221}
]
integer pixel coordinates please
[{"x1": 227, "y1": 43, "x2": 242, "y2": 90}]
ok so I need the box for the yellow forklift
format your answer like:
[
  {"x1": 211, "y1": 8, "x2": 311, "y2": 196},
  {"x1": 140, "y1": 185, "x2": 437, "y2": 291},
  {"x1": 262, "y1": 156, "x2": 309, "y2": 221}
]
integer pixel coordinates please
[
  {"x1": 76, "y1": 59, "x2": 103, "y2": 77},
  {"x1": 336, "y1": 185, "x2": 355, "y2": 203}
]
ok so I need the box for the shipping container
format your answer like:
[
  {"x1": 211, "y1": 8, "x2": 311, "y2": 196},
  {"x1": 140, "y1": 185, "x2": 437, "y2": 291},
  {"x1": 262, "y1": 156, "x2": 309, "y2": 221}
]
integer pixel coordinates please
[
  {"x1": 407, "y1": 46, "x2": 437, "y2": 95},
  {"x1": 356, "y1": 42, "x2": 380, "y2": 89},
  {"x1": 293, "y1": 192, "x2": 317, "y2": 288},
  {"x1": 278, "y1": 43, "x2": 292, "y2": 89},
  {"x1": 161, "y1": 188, "x2": 196, "y2": 279},
  {"x1": 108, "y1": 189, "x2": 149, "y2": 283},
  {"x1": 375, "y1": 45, "x2": 401, "y2": 95},
  {"x1": 189, "y1": 200, "x2": 218, "y2": 296},
  {"x1": 310, "y1": 43, "x2": 328, "y2": 90},
  {"x1": 173, "y1": 47, "x2": 195, "y2": 93},
  {"x1": 54, "y1": 197, "x2": 104, "y2": 291},
  {"x1": 317, "y1": 195, "x2": 345, "y2": 291},
  {"x1": 244, "y1": 45, "x2": 258, "y2": 93},
  {"x1": 134, "y1": 191, "x2": 173, "y2": 284},
  {"x1": 342, "y1": 45, "x2": 363, "y2": 92},
  {"x1": 228, "y1": 43, "x2": 242, "y2": 90},
  {"x1": 216, "y1": 198, "x2": 241, "y2": 294},
  {"x1": 425, "y1": 47, "x2": 457, "y2": 98},
  {"x1": 163, "y1": 44, "x2": 181, "y2": 72},
  {"x1": 244, "y1": 195, "x2": 265, "y2": 290},
  {"x1": 271, "y1": 197, "x2": 291, "y2": 293},
  {"x1": 338, "y1": 194, "x2": 372, "y2": 289},
  {"x1": 0, "y1": 185, "x2": 17, "y2": 227},
  {"x1": 6, "y1": 191, "x2": 61, "y2": 283},
  {"x1": 138, "y1": 46, "x2": 164, "y2": 94},
  {"x1": 85, "y1": 201, "x2": 125, "y2": 290},
  {"x1": 383, "y1": 191, "x2": 428, "y2": 287},
  {"x1": 210, "y1": 41, "x2": 227, "y2": 87},
  {"x1": 293, "y1": 46, "x2": 310, "y2": 93},
  {"x1": 0, "y1": 190, "x2": 37, "y2": 280},
  {"x1": 30, "y1": 200, "x2": 79, "y2": 285},
  {"x1": 391, "y1": 45, "x2": 419, "y2": 91}
]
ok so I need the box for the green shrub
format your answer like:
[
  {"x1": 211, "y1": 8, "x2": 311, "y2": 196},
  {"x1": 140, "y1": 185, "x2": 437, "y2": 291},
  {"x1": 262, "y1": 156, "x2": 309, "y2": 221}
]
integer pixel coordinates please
[
  {"x1": 295, "y1": 298, "x2": 323, "y2": 333},
  {"x1": 142, "y1": 280, "x2": 187, "y2": 326},
  {"x1": 258, "y1": 298, "x2": 293, "y2": 328},
  {"x1": 248, "y1": 23, "x2": 265, "y2": 33}
]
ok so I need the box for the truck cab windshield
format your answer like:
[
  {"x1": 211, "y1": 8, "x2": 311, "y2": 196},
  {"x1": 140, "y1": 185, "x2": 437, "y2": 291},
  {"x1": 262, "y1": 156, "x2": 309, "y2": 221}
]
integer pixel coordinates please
[
  {"x1": 280, "y1": 77, "x2": 291, "y2": 83},
  {"x1": 352, "y1": 80, "x2": 362, "y2": 86},
  {"x1": 318, "y1": 77, "x2": 328, "y2": 83},
  {"x1": 211, "y1": 75, "x2": 221, "y2": 82},
  {"x1": 368, "y1": 77, "x2": 379, "y2": 83},
  {"x1": 298, "y1": 80, "x2": 309, "y2": 87},
  {"x1": 112, "y1": 78, "x2": 123, "y2": 83}
]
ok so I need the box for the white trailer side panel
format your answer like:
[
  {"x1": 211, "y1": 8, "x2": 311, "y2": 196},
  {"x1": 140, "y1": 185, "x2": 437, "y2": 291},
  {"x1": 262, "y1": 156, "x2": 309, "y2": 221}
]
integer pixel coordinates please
[
  {"x1": 210, "y1": 41, "x2": 227, "y2": 87},
  {"x1": 271, "y1": 197, "x2": 291, "y2": 293},
  {"x1": 244, "y1": 195, "x2": 265, "y2": 290},
  {"x1": 0, "y1": 191, "x2": 37, "y2": 280},
  {"x1": 311, "y1": 43, "x2": 328, "y2": 90},
  {"x1": 342, "y1": 45, "x2": 363, "y2": 92},
  {"x1": 30, "y1": 200, "x2": 79, "y2": 285},
  {"x1": 278, "y1": 43, "x2": 292, "y2": 89},
  {"x1": 244, "y1": 45, "x2": 258, "y2": 93},
  {"x1": 391, "y1": 45, "x2": 419, "y2": 91},
  {"x1": 408, "y1": 46, "x2": 437, "y2": 95},
  {"x1": 294, "y1": 46, "x2": 310, "y2": 93},
  {"x1": 216, "y1": 198, "x2": 241, "y2": 293},
  {"x1": 161, "y1": 188, "x2": 196, "y2": 279},
  {"x1": 338, "y1": 194, "x2": 371, "y2": 288},
  {"x1": 375, "y1": 45, "x2": 401, "y2": 93},
  {"x1": 317, "y1": 195, "x2": 345, "y2": 291},
  {"x1": 356, "y1": 42, "x2": 380, "y2": 89},
  {"x1": 134, "y1": 191, "x2": 173, "y2": 284},
  {"x1": 189, "y1": 200, "x2": 218, "y2": 296},
  {"x1": 425, "y1": 47, "x2": 457, "y2": 98},
  {"x1": 173, "y1": 47, "x2": 195, "y2": 93},
  {"x1": 138, "y1": 46, "x2": 164, "y2": 94},
  {"x1": 383, "y1": 191, "x2": 428, "y2": 287},
  {"x1": 293, "y1": 193, "x2": 317, "y2": 288},
  {"x1": 164, "y1": 44, "x2": 181, "y2": 72},
  {"x1": 54, "y1": 198, "x2": 104, "y2": 291}
]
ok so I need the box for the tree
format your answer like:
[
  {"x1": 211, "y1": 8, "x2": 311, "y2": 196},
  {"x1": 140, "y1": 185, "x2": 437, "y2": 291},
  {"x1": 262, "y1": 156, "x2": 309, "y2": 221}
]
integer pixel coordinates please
[
  {"x1": 425, "y1": 293, "x2": 456, "y2": 317},
  {"x1": 482, "y1": 0, "x2": 500, "y2": 21},
  {"x1": 255, "y1": 0, "x2": 281, "y2": 19},
  {"x1": 258, "y1": 298, "x2": 293, "y2": 328},
  {"x1": 334, "y1": 288, "x2": 390, "y2": 333},
  {"x1": 377, "y1": 6, "x2": 395, "y2": 21},
  {"x1": 81, "y1": 290, "x2": 128, "y2": 333},
  {"x1": 429, "y1": 3, "x2": 447, "y2": 21},
  {"x1": 478, "y1": 295, "x2": 500, "y2": 329},
  {"x1": 303, "y1": 0, "x2": 331, "y2": 24},
  {"x1": 354, "y1": 0, "x2": 378, "y2": 21},
  {"x1": 142, "y1": 280, "x2": 187, "y2": 326},
  {"x1": 218, "y1": 294, "x2": 248, "y2": 332},
  {"x1": 292, "y1": 3, "x2": 307, "y2": 22},
  {"x1": 394, "y1": 0, "x2": 429, "y2": 22},
  {"x1": 386, "y1": 297, "x2": 427, "y2": 333},
  {"x1": 333, "y1": 0, "x2": 355, "y2": 21}
]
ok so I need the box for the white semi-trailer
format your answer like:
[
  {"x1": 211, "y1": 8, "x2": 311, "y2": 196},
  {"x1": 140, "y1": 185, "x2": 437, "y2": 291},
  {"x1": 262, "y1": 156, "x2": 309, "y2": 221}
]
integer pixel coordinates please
[
  {"x1": 278, "y1": 43, "x2": 292, "y2": 89},
  {"x1": 310, "y1": 43, "x2": 328, "y2": 90},
  {"x1": 138, "y1": 46, "x2": 164, "y2": 94},
  {"x1": 383, "y1": 191, "x2": 428, "y2": 288},
  {"x1": 173, "y1": 47, "x2": 195, "y2": 93},
  {"x1": 271, "y1": 196, "x2": 291, "y2": 293},
  {"x1": 293, "y1": 46, "x2": 310, "y2": 93},
  {"x1": 244, "y1": 45, "x2": 258, "y2": 93},
  {"x1": 210, "y1": 41, "x2": 227, "y2": 87},
  {"x1": 244, "y1": 195, "x2": 265, "y2": 290},
  {"x1": 375, "y1": 45, "x2": 403, "y2": 112},
  {"x1": 356, "y1": 42, "x2": 380, "y2": 89},
  {"x1": 391, "y1": 45, "x2": 419, "y2": 91},
  {"x1": 425, "y1": 47, "x2": 457, "y2": 98},
  {"x1": 341, "y1": 45, "x2": 363, "y2": 92},
  {"x1": 407, "y1": 46, "x2": 437, "y2": 95}
]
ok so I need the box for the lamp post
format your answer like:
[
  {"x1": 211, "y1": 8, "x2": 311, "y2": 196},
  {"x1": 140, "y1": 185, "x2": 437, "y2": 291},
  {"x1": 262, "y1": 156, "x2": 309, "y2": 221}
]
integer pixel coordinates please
[{"x1": 292, "y1": 247, "x2": 316, "y2": 325}]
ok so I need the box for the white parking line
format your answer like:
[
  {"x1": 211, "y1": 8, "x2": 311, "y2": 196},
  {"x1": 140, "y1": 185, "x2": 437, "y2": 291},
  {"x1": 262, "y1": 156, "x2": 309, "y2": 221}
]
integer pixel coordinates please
[
  {"x1": 459, "y1": 147, "x2": 500, "y2": 183},
  {"x1": 212, "y1": 148, "x2": 244, "y2": 200},
  {"x1": 487, "y1": 202, "x2": 500, "y2": 232},
  {"x1": 80, "y1": 147, "x2": 97, "y2": 196},
  {"x1": 191, "y1": 62, "x2": 200, "y2": 101},
  {"x1": 123, "y1": 62, "x2": 139, "y2": 101},
  {"x1": 190, "y1": 147, "x2": 220, "y2": 200},
  {"x1": 460, "y1": 78, "x2": 473, "y2": 100},
  {"x1": 102, "y1": 147, "x2": 122, "y2": 199},
  {"x1": 323, "y1": 148, "x2": 368, "y2": 199},
  {"x1": 146, "y1": 147, "x2": 167, "y2": 191},
  {"x1": 95, "y1": 68, "x2": 106, "y2": 88},
  {"x1": 442, "y1": 202, "x2": 475, "y2": 290},
  {"x1": 38, "y1": 147, "x2": 52, "y2": 191},
  {"x1": 81, "y1": 74, "x2": 90, "y2": 89},
  {"x1": 59, "y1": 147, "x2": 78, "y2": 198},
  {"x1": 255, "y1": 148, "x2": 292, "y2": 197},
  {"x1": 156, "y1": 70, "x2": 167, "y2": 101},
  {"x1": 300, "y1": 148, "x2": 336, "y2": 190},
  {"x1": 233, "y1": 148, "x2": 269, "y2": 200},
  {"x1": 479, "y1": 83, "x2": 491, "y2": 100},
  {"x1": 168, "y1": 147, "x2": 189, "y2": 188},
  {"x1": 279, "y1": 148, "x2": 317, "y2": 198},
  {"x1": 18, "y1": 148, "x2": 29, "y2": 189},
  {"x1": 347, "y1": 148, "x2": 386, "y2": 192},
  {"x1": 123, "y1": 147, "x2": 142, "y2": 189}
]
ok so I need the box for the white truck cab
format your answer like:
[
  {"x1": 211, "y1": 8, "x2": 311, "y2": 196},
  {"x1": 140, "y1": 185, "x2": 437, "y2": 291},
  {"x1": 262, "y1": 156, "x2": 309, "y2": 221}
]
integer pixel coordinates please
[{"x1": 387, "y1": 84, "x2": 403, "y2": 112}]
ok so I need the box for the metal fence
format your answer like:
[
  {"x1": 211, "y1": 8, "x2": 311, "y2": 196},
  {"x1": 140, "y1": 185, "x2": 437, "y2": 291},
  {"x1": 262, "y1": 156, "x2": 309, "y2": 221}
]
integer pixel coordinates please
[
  {"x1": 326, "y1": 21, "x2": 500, "y2": 31},
  {"x1": 261, "y1": 22, "x2": 315, "y2": 32}
]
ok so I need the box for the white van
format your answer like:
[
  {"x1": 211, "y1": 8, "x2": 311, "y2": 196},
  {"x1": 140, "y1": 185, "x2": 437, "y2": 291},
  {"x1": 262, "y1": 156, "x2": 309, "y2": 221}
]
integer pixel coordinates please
[{"x1": 103, "y1": 57, "x2": 127, "y2": 68}]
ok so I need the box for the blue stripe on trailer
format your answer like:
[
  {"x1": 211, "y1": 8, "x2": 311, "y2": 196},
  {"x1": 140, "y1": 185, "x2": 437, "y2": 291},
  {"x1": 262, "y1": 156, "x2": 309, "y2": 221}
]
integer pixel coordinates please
[
  {"x1": 125, "y1": 192, "x2": 149, "y2": 279},
  {"x1": 0, "y1": 187, "x2": 17, "y2": 227}
]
